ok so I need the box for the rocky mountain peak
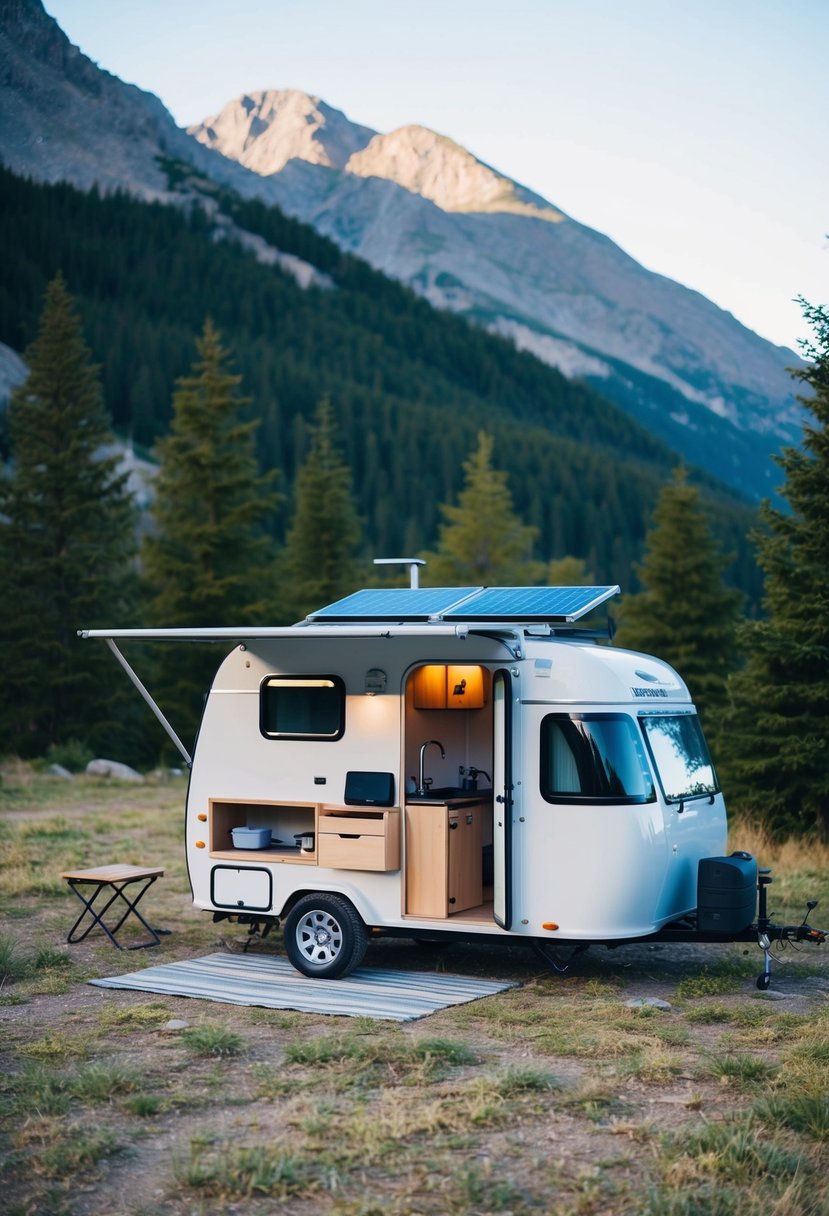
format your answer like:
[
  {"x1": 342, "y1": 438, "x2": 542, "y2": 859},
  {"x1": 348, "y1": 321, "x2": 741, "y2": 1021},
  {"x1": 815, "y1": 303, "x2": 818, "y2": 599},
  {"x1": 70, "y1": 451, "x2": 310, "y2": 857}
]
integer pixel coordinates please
[
  {"x1": 345, "y1": 123, "x2": 562, "y2": 220},
  {"x1": 189, "y1": 88, "x2": 376, "y2": 175}
]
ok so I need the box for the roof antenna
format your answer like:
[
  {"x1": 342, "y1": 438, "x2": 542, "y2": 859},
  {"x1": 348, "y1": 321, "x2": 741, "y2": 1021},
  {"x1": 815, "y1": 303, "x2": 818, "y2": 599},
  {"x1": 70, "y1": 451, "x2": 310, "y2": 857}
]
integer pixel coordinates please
[{"x1": 373, "y1": 558, "x2": 426, "y2": 589}]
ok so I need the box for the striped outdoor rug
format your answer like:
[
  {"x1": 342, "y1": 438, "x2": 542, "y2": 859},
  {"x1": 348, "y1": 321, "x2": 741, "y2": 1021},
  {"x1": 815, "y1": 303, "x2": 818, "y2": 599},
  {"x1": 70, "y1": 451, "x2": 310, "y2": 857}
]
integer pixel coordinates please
[{"x1": 90, "y1": 952, "x2": 516, "y2": 1021}]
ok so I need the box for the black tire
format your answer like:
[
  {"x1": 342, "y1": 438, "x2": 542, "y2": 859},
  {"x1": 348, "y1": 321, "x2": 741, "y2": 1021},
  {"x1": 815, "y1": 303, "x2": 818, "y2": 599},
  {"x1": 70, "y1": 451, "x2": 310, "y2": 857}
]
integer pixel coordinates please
[
  {"x1": 283, "y1": 893, "x2": 368, "y2": 979},
  {"x1": 756, "y1": 972, "x2": 771, "y2": 990}
]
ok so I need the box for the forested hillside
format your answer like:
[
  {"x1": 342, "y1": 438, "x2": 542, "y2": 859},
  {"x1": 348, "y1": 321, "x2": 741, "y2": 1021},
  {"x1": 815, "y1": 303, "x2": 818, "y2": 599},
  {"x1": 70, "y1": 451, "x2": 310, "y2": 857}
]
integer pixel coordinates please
[{"x1": 0, "y1": 163, "x2": 760, "y2": 594}]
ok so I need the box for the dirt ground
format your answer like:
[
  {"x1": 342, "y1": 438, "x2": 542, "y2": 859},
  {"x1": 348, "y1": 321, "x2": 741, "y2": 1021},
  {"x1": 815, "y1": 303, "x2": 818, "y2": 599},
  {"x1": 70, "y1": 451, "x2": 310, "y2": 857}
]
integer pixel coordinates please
[{"x1": 1, "y1": 775, "x2": 828, "y2": 1216}]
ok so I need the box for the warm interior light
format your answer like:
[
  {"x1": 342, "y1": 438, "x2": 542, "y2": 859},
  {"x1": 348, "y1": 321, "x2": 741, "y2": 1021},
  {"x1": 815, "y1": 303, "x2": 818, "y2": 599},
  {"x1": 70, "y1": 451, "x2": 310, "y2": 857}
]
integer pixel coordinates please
[
  {"x1": 265, "y1": 678, "x2": 335, "y2": 688},
  {"x1": 447, "y1": 665, "x2": 485, "y2": 708},
  {"x1": 413, "y1": 665, "x2": 485, "y2": 708}
]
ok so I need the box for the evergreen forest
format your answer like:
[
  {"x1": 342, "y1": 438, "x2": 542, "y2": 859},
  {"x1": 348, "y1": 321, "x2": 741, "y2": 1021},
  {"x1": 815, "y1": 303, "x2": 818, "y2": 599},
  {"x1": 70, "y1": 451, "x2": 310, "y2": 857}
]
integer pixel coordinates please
[{"x1": 0, "y1": 163, "x2": 760, "y2": 597}]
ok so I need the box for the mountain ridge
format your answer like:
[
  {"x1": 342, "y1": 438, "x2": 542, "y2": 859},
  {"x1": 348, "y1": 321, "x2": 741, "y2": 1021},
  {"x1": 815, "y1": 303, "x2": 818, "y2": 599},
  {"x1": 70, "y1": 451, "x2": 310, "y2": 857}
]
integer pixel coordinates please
[
  {"x1": 0, "y1": 1, "x2": 802, "y2": 503},
  {"x1": 188, "y1": 88, "x2": 801, "y2": 497}
]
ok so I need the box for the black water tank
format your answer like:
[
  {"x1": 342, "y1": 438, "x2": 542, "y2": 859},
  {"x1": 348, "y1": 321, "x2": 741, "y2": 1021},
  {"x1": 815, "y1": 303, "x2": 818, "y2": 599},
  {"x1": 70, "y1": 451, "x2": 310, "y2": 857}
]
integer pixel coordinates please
[{"x1": 697, "y1": 852, "x2": 758, "y2": 934}]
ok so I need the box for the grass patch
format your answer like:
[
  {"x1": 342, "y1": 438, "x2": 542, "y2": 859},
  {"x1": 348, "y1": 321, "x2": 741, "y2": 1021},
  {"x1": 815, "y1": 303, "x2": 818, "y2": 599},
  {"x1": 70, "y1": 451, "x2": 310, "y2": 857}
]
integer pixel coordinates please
[
  {"x1": 176, "y1": 1142, "x2": 320, "y2": 1199},
  {"x1": 19, "y1": 1031, "x2": 92, "y2": 1062},
  {"x1": 640, "y1": 1114, "x2": 819, "y2": 1213},
  {"x1": 697, "y1": 1052, "x2": 777, "y2": 1090},
  {"x1": 121, "y1": 1093, "x2": 168, "y2": 1117},
  {"x1": 26, "y1": 1123, "x2": 123, "y2": 1179},
  {"x1": 618, "y1": 1048, "x2": 686, "y2": 1085},
  {"x1": 96, "y1": 1000, "x2": 174, "y2": 1031},
  {"x1": 283, "y1": 1030, "x2": 478, "y2": 1087},
  {"x1": 675, "y1": 960, "x2": 757, "y2": 1000},
  {"x1": 3, "y1": 1059, "x2": 145, "y2": 1117},
  {"x1": 683, "y1": 1003, "x2": 735, "y2": 1025},
  {"x1": 181, "y1": 1024, "x2": 245, "y2": 1057},
  {"x1": 452, "y1": 1165, "x2": 534, "y2": 1213},
  {"x1": 0, "y1": 933, "x2": 30, "y2": 982},
  {"x1": 662, "y1": 1115, "x2": 803, "y2": 1182},
  {"x1": 754, "y1": 1092, "x2": 829, "y2": 1141}
]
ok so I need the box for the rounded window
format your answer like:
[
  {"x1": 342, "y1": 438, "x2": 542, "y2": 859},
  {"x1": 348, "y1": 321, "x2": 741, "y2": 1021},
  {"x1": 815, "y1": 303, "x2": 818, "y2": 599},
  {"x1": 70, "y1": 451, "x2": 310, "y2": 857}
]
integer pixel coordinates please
[{"x1": 540, "y1": 713, "x2": 656, "y2": 804}]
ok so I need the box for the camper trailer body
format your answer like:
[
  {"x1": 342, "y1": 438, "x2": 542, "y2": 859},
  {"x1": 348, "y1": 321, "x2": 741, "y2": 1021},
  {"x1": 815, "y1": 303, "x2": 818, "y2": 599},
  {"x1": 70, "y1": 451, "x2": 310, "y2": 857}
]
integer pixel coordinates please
[
  {"x1": 175, "y1": 592, "x2": 725, "y2": 964},
  {"x1": 82, "y1": 586, "x2": 826, "y2": 982}
]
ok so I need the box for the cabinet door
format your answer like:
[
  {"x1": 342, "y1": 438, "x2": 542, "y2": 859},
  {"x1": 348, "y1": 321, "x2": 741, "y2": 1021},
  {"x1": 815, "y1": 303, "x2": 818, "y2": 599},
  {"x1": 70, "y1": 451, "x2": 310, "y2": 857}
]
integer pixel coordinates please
[
  {"x1": 405, "y1": 806, "x2": 448, "y2": 917},
  {"x1": 447, "y1": 809, "x2": 483, "y2": 912}
]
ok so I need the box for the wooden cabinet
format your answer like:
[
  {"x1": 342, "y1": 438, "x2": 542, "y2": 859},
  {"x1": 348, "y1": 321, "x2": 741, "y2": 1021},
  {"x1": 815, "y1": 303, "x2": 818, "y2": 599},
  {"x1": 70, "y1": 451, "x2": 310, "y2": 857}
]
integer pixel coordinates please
[
  {"x1": 206, "y1": 800, "x2": 401, "y2": 872},
  {"x1": 405, "y1": 802, "x2": 483, "y2": 918},
  {"x1": 318, "y1": 808, "x2": 400, "y2": 872},
  {"x1": 412, "y1": 664, "x2": 486, "y2": 708}
]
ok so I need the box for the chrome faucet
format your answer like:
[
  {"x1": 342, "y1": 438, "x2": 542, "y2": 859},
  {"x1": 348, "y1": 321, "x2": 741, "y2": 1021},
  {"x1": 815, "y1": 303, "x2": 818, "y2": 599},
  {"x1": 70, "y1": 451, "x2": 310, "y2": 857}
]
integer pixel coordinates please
[{"x1": 418, "y1": 739, "x2": 446, "y2": 795}]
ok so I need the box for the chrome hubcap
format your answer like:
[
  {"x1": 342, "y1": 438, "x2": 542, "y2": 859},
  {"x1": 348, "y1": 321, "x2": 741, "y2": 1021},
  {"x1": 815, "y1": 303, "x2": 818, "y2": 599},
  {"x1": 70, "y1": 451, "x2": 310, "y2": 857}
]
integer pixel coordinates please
[{"x1": 296, "y1": 909, "x2": 343, "y2": 965}]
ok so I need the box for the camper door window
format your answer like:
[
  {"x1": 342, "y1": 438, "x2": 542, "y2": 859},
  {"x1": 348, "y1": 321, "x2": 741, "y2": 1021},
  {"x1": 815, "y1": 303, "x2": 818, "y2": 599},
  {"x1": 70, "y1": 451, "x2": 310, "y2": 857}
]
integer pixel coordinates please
[
  {"x1": 259, "y1": 676, "x2": 345, "y2": 741},
  {"x1": 638, "y1": 712, "x2": 719, "y2": 803},
  {"x1": 540, "y1": 713, "x2": 656, "y2": 805}
]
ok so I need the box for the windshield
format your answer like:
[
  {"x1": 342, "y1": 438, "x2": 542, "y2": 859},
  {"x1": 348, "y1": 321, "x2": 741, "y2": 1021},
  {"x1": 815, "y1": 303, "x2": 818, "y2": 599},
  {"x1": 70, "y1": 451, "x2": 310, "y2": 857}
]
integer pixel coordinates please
[
  {"x1": 540, "y1": 713, "x2": 656, "y2": 804},
  {"x1": 639, "y1": 713, "x2": 718, "y2": 801}
]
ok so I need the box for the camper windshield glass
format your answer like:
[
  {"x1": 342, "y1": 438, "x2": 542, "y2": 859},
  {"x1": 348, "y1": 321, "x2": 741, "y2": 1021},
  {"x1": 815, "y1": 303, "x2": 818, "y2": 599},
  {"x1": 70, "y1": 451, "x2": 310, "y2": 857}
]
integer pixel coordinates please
[
  {"x1": 639, "y1": 713, "x2": 718, "y2": 801},
  {"x1": 540, "y1": 713, "x2": 656, "y2": 804}
]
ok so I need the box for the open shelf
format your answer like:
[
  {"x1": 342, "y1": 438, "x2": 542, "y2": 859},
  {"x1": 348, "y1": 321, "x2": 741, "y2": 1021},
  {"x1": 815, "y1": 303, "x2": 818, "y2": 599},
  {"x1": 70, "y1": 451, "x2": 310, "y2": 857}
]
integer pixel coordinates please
[{"x1": 209, "y1": 799, "x2": 318, "y2": 864}]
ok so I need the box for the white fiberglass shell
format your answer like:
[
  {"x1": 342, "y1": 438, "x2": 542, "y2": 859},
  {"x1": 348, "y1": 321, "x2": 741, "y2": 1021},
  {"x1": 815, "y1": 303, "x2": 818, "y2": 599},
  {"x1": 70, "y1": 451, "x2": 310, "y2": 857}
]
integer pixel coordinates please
[
  {"x1": 514, "y1": 640, "x2": 727, "y2": 939},
  {"x1": 184, "y1": 632, "x2": 727, "y2": 942}
]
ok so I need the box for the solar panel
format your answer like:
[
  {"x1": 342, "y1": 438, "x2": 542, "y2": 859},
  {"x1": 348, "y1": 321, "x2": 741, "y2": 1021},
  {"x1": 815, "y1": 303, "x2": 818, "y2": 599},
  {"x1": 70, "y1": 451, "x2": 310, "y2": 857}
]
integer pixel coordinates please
[
  {"x1": 443, "y1": 586, "x2": 619, "y2": 622},
  {"x1": 308, "y1": 585, "x2": 619, "y2": 623},
  {"x1": 307, "y1": 588, "x2": 480, "y2": 621}
]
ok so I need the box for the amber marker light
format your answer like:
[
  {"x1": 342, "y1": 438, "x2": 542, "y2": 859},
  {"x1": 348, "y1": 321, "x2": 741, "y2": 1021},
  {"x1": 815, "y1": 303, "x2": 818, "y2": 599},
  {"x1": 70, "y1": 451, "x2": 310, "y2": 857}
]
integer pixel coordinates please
[
  {"x1": 541, "y1": 922, "x2": 559, "y2": 931},
  {"x1": 195, "y1": 841, "x2": 206, "y2": 849},
  {"x1": 197, "y1": 813, "x2": 207, "y2": 822}
]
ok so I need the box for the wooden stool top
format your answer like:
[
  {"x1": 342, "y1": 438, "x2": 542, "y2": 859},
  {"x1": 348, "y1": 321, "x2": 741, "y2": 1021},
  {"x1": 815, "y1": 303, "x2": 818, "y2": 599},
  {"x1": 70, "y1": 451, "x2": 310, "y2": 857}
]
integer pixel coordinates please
[{"x1": 61, "y1": 865, "x2": 164, "y2": 882}]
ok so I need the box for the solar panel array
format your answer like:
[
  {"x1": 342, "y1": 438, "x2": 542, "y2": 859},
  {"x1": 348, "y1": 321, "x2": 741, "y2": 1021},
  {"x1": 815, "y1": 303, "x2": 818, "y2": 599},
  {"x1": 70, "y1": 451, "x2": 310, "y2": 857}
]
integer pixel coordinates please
[
  {"x1": 309, "y1": 588, "x2": 479, "y2": 621},
  {"x1": 308, "y1": 586, "x2": 619, "y2": 623}
]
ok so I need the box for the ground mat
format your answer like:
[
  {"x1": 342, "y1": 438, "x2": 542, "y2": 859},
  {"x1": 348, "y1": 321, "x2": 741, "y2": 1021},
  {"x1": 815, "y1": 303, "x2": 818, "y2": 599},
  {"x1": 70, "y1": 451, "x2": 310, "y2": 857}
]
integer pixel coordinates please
[{"x1": 90, "y1": 952, "x2": 516, "y2": 1021}]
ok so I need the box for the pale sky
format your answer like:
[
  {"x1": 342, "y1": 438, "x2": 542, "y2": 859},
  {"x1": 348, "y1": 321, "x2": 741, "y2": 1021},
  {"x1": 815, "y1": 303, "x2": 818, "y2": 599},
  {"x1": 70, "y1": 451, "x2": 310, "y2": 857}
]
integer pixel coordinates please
[{"x1": 44, "y1": 0, "x2": 828, "y2": 353}]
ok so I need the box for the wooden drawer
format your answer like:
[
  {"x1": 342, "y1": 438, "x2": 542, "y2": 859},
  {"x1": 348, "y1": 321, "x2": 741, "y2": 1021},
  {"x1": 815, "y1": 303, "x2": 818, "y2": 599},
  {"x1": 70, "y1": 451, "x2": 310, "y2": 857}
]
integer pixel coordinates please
[
  {"x1": 318, "y1": 811, "x2": 400, "y2": 872},
  {"x1": 320, "y1": 812, "x2": 389, "y2": 836}
]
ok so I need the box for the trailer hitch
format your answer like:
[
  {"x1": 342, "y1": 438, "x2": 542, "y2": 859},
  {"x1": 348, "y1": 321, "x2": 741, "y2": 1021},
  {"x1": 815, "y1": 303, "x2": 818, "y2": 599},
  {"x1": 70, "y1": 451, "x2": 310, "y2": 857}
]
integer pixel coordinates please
[{"x1": 755, "y1": 872, "x2": 826, "y2": 990}]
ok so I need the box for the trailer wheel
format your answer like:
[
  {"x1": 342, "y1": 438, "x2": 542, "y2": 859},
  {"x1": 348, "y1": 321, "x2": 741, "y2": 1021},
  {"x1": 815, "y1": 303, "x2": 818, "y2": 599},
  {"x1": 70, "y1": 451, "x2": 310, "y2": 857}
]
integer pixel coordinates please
[
  {"x1": 284, "y1": 893, "x2": 368, "y2": 979},
  {"x1": 756, "y1": 972, "x2": 771, "y2": 991}
]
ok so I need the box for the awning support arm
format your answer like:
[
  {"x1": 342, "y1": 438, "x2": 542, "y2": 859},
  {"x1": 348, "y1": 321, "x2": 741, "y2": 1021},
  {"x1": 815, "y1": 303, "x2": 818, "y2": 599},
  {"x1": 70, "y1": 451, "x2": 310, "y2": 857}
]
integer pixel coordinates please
[{"x1": 104, "y1": 638, "x2": 193, "y2": 767}]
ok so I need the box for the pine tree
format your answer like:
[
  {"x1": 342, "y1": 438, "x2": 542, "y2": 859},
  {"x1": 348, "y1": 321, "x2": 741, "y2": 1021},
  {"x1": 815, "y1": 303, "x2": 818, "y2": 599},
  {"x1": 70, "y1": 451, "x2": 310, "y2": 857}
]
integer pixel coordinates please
[
  {"x1": 277, "y1": 396, "x2": 364, "y2": 622},
  {"x1": 422, "y1": 431, "x2": 544, "y2": 586},
  {"x1": 547, "y1": 555, "x2": 593, "y2": 585},
  {"x1": 718, "y1": 301, "x2": 829, "y2": 837},
  {"x1": 613, "y1": 468, "x2": 742, "y2": 728},
  {"x1": 142, "y1": 320, "x2": 280, "y2": 744},
  {"x1": 0, "y1": 274, "x2": 137, "y2": 757}
]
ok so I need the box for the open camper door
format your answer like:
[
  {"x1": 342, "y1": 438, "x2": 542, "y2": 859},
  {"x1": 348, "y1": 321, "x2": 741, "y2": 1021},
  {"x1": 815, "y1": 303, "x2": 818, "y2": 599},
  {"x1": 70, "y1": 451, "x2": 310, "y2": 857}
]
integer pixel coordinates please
[{"x1": 492, "y1": 669, "x2": 513, "y2": 930}]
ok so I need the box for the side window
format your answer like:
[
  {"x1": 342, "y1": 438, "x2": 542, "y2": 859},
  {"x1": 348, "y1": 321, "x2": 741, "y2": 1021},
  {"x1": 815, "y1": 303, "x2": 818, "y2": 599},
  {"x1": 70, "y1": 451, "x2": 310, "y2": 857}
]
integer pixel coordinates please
[
  {"x1": 540, "y1": 713, "x2": 655, "y2": 804},
  {"x1": 260, "y1": 675, "x2": 345, "y2": 741}
]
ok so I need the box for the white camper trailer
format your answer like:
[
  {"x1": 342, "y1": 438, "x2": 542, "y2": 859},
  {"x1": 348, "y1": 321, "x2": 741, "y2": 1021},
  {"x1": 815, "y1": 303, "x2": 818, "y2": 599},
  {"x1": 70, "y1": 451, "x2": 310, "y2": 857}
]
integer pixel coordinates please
[{"x1": 82, "y1": 583, "x2": 825, "y2": 983}]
